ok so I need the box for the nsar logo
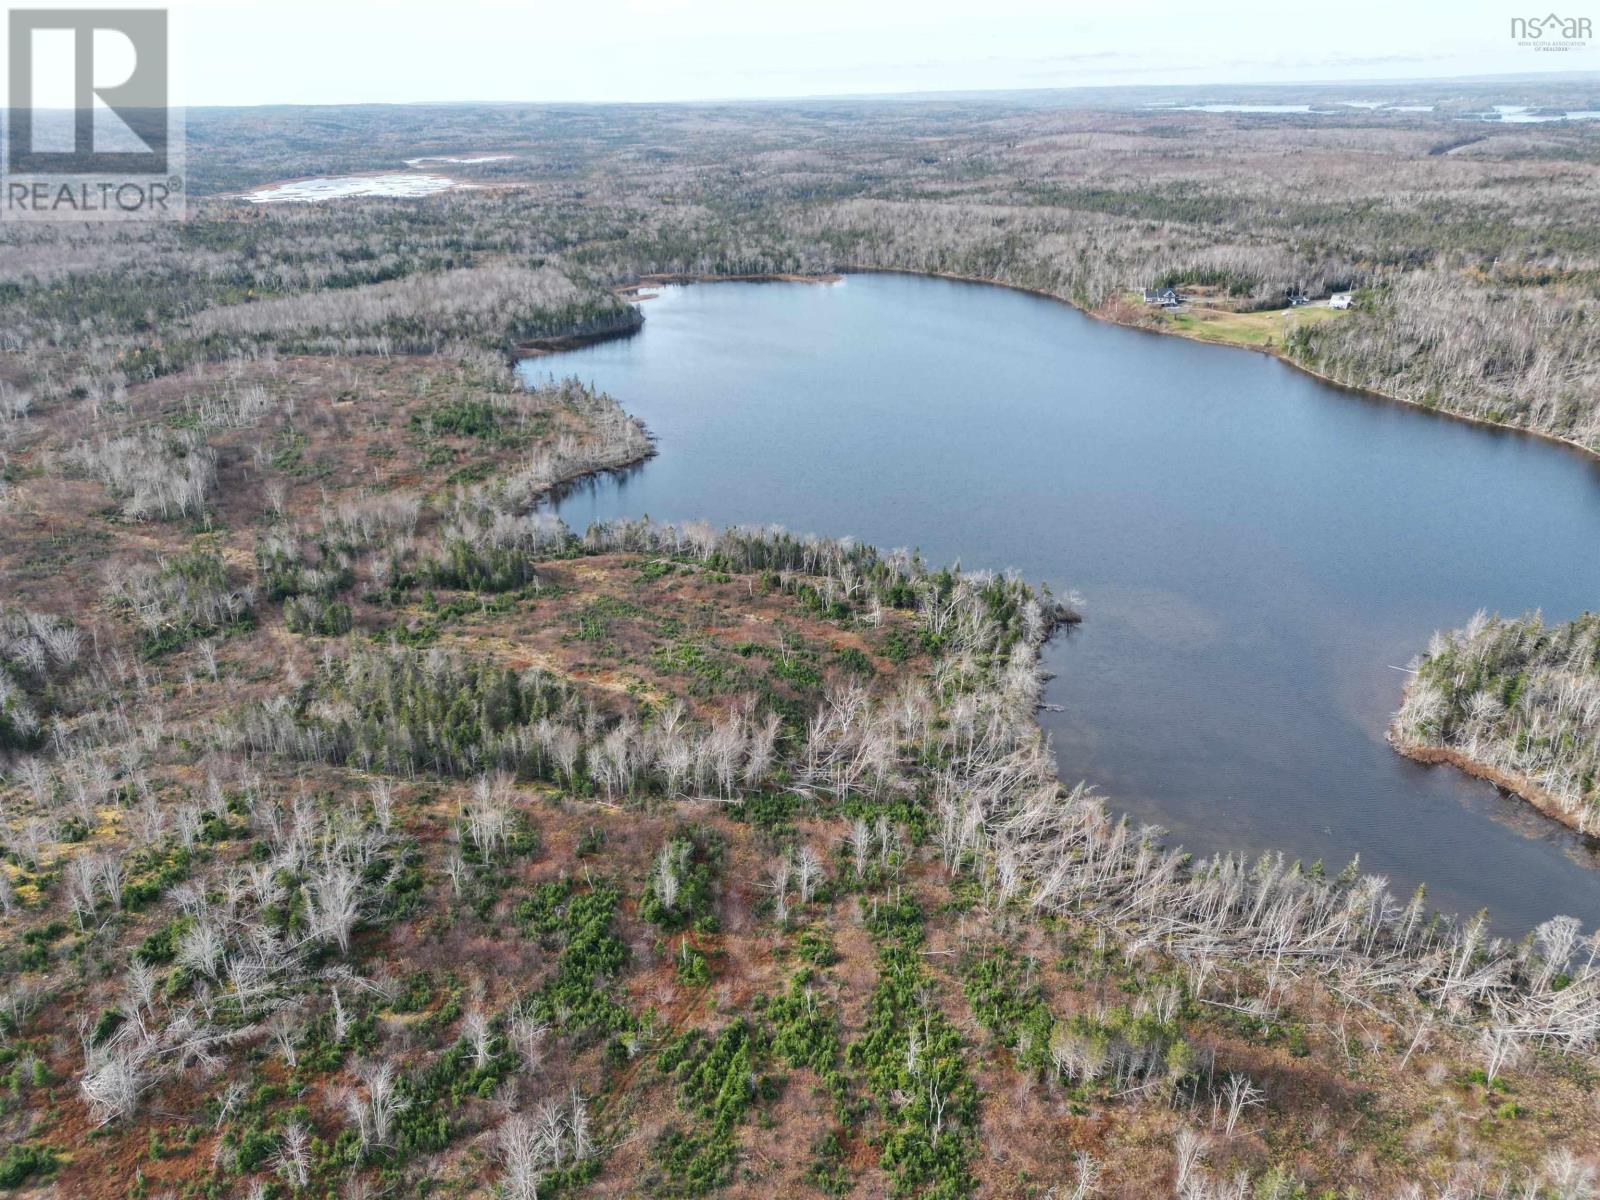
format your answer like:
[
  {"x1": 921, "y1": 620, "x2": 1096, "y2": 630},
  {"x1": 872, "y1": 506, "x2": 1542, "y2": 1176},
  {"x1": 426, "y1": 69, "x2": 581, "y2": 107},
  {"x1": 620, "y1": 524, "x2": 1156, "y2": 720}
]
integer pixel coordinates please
[{"x1": 1510, "y1": 12, "x2": 1593, "y2": 49}]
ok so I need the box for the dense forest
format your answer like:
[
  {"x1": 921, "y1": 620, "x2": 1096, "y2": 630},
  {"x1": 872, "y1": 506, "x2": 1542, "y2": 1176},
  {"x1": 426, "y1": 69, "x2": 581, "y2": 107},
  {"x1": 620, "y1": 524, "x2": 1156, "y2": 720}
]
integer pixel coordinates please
[{"x1": 4, "y1": 82, "x2": 1600, "y2": 1199}]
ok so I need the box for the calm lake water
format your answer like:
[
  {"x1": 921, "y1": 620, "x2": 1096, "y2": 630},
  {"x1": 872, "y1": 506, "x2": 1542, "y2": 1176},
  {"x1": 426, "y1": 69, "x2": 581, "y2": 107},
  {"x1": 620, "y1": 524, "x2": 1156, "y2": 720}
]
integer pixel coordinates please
[{"x1": 524, "y1": 273, "x2": 1600, "y2": 934}]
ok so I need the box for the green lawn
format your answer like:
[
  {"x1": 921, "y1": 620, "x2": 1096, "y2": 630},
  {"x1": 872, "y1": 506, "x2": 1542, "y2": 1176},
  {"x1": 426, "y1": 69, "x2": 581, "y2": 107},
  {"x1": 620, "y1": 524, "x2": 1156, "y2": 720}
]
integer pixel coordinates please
[{"x1": 1153, "y1": 301, "x2": 1347, "y2": 349}]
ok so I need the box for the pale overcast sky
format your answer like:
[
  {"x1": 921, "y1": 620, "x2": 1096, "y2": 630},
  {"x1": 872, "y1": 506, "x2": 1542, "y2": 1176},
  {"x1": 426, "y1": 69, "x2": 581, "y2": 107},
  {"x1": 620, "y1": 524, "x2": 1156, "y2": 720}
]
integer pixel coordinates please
[{"x1": 95, "y1": 0, "x2": 1600, "y2": 105}]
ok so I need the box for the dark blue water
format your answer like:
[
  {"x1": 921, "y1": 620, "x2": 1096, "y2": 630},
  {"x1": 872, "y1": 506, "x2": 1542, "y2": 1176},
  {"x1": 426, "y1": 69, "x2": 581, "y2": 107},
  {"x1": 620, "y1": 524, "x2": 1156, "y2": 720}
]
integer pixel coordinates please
[{"x1": 525, "y1": 273, "x2": 1600, "y2": 933}]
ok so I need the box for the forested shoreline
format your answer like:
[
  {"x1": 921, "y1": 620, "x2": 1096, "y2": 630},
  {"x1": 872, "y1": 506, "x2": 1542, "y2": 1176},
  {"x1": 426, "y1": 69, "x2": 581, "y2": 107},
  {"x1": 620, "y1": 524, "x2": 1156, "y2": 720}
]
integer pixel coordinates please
[{"x1": 1392, "y1": 612, "x2": 1600, "y2": 834}]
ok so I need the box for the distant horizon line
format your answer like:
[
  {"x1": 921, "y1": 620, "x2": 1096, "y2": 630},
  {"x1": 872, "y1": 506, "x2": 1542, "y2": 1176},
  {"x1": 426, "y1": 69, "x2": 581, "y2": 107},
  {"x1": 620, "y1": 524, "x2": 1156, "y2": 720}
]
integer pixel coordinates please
[{"x1": 71, "y1": 67, "x2": 1600, "y2": 113}]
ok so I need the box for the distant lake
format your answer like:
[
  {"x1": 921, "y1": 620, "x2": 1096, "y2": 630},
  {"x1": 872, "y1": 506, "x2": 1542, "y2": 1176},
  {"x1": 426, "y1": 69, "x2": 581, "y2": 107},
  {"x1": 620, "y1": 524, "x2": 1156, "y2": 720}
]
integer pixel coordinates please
[
  {"x1": 526, "y1": 274, "x2": 1600, "y2": 934},
  {"x1": 1485, "y1": 105, "x2": 1600, "y2": 123},
  {"x1": 243, "y1": 173, "x2": 464, "y2": 203},
  {"x1": 1144, "y1": 102, "x2": 1439, "y2": 115}
]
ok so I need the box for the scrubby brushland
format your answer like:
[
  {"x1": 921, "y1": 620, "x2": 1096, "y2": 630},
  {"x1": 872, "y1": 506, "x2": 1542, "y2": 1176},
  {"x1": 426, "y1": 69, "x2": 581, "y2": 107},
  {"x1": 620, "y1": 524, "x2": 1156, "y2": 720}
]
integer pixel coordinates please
[
  {"x1": 4, "y1": 80, "x2": 1600, "y2": 1199},
  {"x1": 1392, "y1": 611, "x2": 1600, "y2": 834}
]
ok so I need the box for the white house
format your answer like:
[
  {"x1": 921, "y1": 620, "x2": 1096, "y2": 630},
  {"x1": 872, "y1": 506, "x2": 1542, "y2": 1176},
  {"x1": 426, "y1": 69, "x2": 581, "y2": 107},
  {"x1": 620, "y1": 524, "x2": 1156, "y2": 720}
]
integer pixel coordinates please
[{"x1": 1329, "y1": 292, "x2": 1353, "y2": 310}]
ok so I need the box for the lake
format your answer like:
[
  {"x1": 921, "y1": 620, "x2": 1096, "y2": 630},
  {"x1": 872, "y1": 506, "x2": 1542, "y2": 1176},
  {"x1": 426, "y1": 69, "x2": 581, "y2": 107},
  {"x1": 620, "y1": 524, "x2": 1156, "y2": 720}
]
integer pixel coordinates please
[{"x1": 524, "y1": 272, "x2": 1600, "y2": 934}]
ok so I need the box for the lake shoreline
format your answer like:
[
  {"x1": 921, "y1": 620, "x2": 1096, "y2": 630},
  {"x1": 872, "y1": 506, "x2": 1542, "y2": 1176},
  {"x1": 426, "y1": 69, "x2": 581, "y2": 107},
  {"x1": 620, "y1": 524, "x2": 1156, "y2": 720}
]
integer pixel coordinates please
[
  {"x1": 941, "y1": 252, "x2": 1600, "y2": 835},
  {"x1": 609, "y1": 262, "x2": 1600, "y2": 465},
  {"x1": 536, "y1": 267, "x2": 1600, "y2": 931},
  {"x1": 515, "y1": 311, "x2": 647, "y2": 358},
  {"x1": 617, "y1": 271, "x2": 844, "y2": 294},
  {"x1": 593, "y1": 266, "x2": 1600, "y2": 835},
  {"x1": 836, "y1": 265, "x2": 1600, "y2": 469},
  {"x1": 1388, "y1": 733, "x2": 1596, "y2": 838}
]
